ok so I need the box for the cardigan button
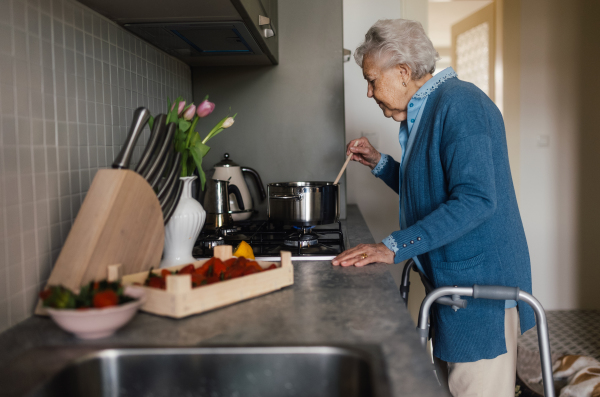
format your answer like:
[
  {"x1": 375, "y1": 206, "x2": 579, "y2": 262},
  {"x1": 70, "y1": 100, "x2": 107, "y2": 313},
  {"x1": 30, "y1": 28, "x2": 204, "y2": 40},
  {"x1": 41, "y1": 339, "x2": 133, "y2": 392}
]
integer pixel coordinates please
[
  {"x1": 417, "y1": 237, "x2": 421, "y2": 241},
  {"x1": 402, "y1": 244, "x2": 407, "y2": 248},
  {"x1": 410, "y1": 240, "x2": 414, "y2": 244}
]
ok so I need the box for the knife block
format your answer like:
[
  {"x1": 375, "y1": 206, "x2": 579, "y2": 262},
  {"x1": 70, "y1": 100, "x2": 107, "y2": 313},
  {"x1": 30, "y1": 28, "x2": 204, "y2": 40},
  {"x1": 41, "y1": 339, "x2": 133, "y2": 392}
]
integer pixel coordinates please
[{"x1": 35, "y1": 169, "x2": 164, "y2": 315}]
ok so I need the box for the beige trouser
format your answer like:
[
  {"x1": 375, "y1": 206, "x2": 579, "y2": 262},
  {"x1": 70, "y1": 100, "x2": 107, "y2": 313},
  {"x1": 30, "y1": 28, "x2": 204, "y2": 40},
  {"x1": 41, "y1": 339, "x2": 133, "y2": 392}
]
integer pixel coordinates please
[{"x1": 435, "y1": 307, "x2": 520, "y2": 397}]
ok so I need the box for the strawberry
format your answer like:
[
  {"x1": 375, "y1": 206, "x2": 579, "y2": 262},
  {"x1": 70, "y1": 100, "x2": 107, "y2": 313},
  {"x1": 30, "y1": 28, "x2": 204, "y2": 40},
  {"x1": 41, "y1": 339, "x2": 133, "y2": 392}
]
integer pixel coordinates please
[{"x1": 93, "y1": 290, "x2": 119, "y2": 308}]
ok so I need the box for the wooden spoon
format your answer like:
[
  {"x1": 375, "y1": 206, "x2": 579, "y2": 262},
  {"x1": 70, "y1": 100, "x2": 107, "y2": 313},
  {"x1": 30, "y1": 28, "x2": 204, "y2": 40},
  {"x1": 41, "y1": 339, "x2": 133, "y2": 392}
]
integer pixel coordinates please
[{"x1": 334, "y1": 141, "x2": 359, "y2": 185}]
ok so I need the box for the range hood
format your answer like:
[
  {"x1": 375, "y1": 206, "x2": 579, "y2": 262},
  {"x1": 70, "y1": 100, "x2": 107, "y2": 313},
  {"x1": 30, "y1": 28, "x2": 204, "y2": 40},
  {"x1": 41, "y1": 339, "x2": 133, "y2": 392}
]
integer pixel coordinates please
[
  {"x1": 125, "y1": 22, "x2": 265, "y2": 64},
  {"x1": 76, "y1": 0, "x2": 279, "y2": 66}
]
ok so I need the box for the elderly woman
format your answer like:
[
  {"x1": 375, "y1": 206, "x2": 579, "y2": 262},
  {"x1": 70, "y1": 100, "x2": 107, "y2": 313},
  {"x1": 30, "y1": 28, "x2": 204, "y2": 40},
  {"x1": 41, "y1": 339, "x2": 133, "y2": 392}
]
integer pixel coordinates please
[{"x1": 332, "y1": 19, "x2": 535, "y2": 396}]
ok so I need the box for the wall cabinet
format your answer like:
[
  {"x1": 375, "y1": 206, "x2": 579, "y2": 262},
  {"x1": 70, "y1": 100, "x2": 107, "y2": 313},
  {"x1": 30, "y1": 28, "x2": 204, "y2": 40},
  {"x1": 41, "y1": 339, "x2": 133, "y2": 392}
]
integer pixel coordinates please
[{"x1": 76, "y1": 0, "x2": 278, "y2": 66}]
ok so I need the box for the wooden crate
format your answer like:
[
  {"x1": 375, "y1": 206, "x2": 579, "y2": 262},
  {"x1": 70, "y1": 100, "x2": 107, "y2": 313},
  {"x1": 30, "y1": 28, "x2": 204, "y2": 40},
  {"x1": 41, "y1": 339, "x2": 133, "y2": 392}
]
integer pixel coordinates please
[{"x1": 121, "y1": 246, "x2": 294, "y2": 319}]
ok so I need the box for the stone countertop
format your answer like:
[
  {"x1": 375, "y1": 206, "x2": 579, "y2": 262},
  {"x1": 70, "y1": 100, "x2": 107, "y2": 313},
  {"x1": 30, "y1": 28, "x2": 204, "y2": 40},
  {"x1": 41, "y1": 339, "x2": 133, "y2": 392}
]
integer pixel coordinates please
[{"x1": 0, "y1": 205, "x2": 445, "y2": 397}]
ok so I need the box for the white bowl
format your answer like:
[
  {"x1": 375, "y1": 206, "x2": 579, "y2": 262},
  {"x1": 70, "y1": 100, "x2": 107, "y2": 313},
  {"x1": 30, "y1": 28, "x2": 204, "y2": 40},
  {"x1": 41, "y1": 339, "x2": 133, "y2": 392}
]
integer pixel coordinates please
[{"x1": 46, "y1": 286, "x2": 146, "y2": 340}]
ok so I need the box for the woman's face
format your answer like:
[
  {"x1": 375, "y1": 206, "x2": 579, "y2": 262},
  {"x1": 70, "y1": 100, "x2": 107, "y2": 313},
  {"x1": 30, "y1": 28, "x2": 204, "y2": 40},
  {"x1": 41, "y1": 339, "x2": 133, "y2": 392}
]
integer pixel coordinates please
[{"x1": 362, "y1": 53, "x2": 412, "y2": 122}]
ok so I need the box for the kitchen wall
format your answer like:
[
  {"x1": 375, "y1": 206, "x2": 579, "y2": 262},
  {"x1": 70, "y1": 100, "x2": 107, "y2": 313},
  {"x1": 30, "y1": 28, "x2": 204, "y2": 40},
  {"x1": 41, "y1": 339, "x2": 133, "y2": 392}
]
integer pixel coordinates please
[
  {"x1": 343, "y1": 0, "x2": 428, "y2": 322},
  {"x1": 0, "y1": 0, "x2": 192, "y2": 333},
  {"x1": 190, "y1": 0, "x2": 346, "y2": 219},
  {"x1": 343, "y1": 0, "x2": 428, "y2": 246},
  {"x1": 519, "y1": 0, "x2": 600, "y2": 310},
  {"x1": 343, "y1": 0, "x2": 402, "y2": 245}
]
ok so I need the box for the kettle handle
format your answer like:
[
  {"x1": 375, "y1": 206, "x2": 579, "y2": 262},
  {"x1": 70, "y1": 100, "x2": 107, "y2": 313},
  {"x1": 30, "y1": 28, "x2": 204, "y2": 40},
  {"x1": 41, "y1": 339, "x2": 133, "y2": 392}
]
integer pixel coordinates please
[
  {"x1": 241, "y1": 167, "x2": 267, "y2": 201},
  {"x1": 228, "y1": 184, "x2": 246, "y2": 211}
]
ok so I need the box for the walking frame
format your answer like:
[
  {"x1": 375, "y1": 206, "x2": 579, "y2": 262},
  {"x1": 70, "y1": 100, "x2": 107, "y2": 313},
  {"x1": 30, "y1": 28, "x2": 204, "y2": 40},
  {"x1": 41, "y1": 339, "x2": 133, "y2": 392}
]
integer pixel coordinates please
[{"x1": 400, "y1": 259, "x2": 555, "y2": 397}]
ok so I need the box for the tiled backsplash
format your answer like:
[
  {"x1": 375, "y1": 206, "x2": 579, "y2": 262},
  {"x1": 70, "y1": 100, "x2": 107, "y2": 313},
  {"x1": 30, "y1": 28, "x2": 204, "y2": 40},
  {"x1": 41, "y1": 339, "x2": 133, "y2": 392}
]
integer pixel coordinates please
[{"x1": 0, "y1": 0, "x2": 192, "y2": 332}]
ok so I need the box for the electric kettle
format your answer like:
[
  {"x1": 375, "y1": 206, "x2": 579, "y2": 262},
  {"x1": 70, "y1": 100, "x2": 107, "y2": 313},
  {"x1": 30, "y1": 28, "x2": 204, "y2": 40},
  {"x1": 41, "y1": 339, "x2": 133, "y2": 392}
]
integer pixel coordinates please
[{"x1": 212, "y1": 153, "x2": 266, "y2": 221}]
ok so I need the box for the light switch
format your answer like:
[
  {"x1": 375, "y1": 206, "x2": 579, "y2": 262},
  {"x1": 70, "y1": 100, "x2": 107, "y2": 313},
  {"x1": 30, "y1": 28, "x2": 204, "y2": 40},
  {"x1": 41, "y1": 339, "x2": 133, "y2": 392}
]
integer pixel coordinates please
[{"x1": 537, "y1": 135, "x2": 550, "y2": 147}]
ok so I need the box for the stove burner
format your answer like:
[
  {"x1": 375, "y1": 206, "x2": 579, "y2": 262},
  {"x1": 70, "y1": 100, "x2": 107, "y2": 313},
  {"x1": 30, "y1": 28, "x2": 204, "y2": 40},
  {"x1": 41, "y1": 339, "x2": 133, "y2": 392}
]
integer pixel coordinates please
[
  {"x1": 284, "y1": 228, "x2": 319, "y2": 248},
  {"x1": 193, "y1": 220, "x2": 345, "y2": 260},
  {"x1": 202, "y1": 237, "x2": 225, "y2": 249},
  {"x1": 217, "y1": 226, "x2": 239, "y2": 236}
]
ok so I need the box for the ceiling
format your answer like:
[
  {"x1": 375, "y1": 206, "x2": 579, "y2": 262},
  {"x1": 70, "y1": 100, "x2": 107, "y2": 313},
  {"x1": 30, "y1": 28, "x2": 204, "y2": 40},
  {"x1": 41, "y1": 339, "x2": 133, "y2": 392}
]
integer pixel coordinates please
[{"x1": 428, "y1": 0, "x2": 492, "y2": 49}]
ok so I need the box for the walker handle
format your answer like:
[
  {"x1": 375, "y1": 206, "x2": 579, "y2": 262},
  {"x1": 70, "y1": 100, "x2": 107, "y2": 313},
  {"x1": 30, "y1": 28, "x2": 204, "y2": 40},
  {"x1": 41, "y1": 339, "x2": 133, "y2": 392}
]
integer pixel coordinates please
[{"x1": 472, "y1": 285, "x2": 520, "y2": 301}]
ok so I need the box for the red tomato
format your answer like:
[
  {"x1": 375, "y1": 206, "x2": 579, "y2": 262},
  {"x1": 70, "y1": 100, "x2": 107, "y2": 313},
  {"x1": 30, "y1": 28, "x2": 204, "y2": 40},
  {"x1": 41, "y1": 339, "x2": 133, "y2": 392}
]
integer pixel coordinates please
[
  {"x1": 161, "y1": 269, "x2": 172, "y2": 278},
  {"x1": 213, "y1": 260, "x2": 226, "y2": 277},
  {"x1": 224, "y1": 263, "x2": 245, "y2": 279},
  {"x1": 242, "y1": 267, "x2": 259, "y2": 276},
  {"x1": 191, "y1": 273, "x2": 206, "y2": 287},
  {"x1": 236, "y1": 257, "x2": 248, "y2": 267},
  {"x1": 246, "y1": 261, "x2": 263, "y2": 272},
  {"x1": 93, "y1": 290, "x2": 119, "y2": 308},
  {"x1": 267, "y1": 264, "x2": 277, "y2": 270},
  {"x1": 39, "y1": 289, "x2": 52, "y2": 300},
  {"x1": 178, "y1": 264, "x2": 195, "y2": 275},
  {"x1": 148, "y1": 277, "x2": 165, "y2": 290},
  {"x1": 224, "y1": 258, "x2": 236, "y2": 268},
  {"x1": 206, "y1": 275, "x2": 221, "y2": 284},
  {"x1": 195, "y1": 258, "x2": 215, "y2": 276}
]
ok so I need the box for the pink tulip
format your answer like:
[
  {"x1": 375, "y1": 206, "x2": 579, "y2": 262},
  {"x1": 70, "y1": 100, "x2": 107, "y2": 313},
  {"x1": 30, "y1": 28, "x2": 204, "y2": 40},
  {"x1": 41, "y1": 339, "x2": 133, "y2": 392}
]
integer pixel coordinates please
[
  {"x1": 196, "y1": 100, "x2": 215, "y2": 118},
  {"x1": 171, "y1": 101, "x2": 186, "y2": 116},
  {"x1": 183, "y1": 104, "x2": 196, "y2": 121}
]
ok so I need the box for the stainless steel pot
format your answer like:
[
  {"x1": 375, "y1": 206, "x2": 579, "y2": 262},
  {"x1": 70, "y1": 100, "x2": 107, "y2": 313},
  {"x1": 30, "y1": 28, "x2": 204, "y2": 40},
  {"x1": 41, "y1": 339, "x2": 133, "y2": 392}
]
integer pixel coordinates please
[{"x1": 268, "y1": 182, "x2": 339, "y2": 226}]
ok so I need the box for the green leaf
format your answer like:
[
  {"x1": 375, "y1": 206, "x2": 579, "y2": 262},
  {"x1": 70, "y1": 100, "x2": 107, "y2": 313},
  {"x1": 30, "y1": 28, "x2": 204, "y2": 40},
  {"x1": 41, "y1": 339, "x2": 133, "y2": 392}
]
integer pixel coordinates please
[
  {"x1": 194, "y1": 140, "x2": 211, "y2": 158},
  {"x1": 190, "y1": 141, "x2": 211, "y2": 190},
  {"x1": 173, "y1": 127, "x2": 188, "y2": 153},
  {"x1": 148, "y1": 115, "x2": 155, "y2": 131},
  {"x1": 178, "y1": 119, "x2": 191, "y2": 132},
  {"x1": 187, "y1": 117, "x2": 199, "y2": 142},
  {"x1": 181, "y1": 150, "x2": 188, "y2": 177},
  {"x1": 167, "y1": 96, "x2": 183, "y2": 124}
]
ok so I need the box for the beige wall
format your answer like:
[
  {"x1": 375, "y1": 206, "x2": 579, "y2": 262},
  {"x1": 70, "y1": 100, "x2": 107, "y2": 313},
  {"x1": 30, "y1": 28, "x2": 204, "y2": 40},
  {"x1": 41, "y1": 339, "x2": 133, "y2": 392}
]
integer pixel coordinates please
[{"x1": 519, "y1": 0, "x2": 582, "y2": 309}]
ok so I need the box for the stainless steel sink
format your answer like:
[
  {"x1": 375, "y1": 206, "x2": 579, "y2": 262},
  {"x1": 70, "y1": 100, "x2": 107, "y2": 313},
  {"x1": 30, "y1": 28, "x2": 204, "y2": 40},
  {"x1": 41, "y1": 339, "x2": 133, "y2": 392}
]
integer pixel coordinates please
[{"x1": 28, "y1": 346, "x2": 389, "y2": 397}]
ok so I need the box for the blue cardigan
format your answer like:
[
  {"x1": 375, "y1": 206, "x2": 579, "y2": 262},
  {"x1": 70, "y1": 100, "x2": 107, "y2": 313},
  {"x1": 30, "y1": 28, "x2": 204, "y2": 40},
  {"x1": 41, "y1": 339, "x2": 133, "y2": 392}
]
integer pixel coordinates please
[{"x1": 373, "y1": 77, "x2": 535, "y2": 362}]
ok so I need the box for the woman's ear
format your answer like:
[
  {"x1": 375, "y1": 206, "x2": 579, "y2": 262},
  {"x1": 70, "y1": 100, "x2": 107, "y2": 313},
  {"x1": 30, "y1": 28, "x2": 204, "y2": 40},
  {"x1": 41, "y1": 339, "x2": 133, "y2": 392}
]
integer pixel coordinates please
[{"x1": 395, "y1": 64, "x2": 412, "y2": 81}]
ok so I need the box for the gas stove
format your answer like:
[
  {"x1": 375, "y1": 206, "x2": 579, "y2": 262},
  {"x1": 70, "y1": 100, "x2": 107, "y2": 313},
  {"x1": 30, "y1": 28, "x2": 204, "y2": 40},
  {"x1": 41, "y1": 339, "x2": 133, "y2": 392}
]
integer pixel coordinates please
[{"x1": 193, "y1": 220, "x2": 346, "y2": 261}]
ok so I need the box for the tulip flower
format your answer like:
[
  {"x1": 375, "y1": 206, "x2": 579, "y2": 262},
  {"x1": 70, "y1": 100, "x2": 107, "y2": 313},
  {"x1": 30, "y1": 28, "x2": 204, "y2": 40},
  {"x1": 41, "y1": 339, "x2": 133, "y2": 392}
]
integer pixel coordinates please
[
  {"x1": 171, "y1": 100, "x2": 186, "y2": 115},
  {"x1": 183, "y1": 104, "x2": 196, "y2": 121},
  {"x1": 196, "y1": 99, "x2": 215, "y2": 118},
  {"x1": 201, "y1": 114, "x2": 237, "y2": 145}
]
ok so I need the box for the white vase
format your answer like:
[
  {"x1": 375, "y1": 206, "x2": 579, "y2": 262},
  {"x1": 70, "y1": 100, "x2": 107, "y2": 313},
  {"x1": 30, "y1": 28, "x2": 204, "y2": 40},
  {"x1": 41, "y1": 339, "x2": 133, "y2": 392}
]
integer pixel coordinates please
[{"x1": 160, "y1": 176, "x2": 206, "y2": 268}]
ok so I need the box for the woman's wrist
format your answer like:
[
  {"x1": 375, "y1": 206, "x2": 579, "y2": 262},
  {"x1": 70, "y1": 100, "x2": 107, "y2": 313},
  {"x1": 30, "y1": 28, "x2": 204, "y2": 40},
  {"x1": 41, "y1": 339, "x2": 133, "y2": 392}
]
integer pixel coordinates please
[{"x1": 369, "y1": 152, "x2": 382, "y2": 170}]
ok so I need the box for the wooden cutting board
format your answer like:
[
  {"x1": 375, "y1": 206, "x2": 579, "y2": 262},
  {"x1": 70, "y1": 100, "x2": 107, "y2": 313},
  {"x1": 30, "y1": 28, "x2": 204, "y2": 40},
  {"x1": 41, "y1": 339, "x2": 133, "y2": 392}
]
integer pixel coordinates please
[{"x1": 36, "y1": 169, "x2": 164, "y2": 315}]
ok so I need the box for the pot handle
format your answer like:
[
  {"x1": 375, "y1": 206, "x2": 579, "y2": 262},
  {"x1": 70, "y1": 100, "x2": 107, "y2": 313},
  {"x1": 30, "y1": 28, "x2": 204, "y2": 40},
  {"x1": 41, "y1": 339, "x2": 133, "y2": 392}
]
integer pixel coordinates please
[
  {"x1": 228, "y1": 184, "x2": 246, "y2": 210},
  {"x1": 270, "y1": 194, "x2": 302, "y2": 201},
  {"x1": 242, "y1": 167, "x2": 267, "y2": 201}
]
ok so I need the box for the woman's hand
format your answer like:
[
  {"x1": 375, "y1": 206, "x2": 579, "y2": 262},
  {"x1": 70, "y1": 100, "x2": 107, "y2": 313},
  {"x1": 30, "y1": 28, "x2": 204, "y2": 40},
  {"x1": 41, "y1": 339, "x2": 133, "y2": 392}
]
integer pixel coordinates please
[
  {"x1": 346, "y1": 137, "x2": 381, "y2": 170},
  {"x1": 331, "y1": 243, "x2": 394, "y2": 267}
]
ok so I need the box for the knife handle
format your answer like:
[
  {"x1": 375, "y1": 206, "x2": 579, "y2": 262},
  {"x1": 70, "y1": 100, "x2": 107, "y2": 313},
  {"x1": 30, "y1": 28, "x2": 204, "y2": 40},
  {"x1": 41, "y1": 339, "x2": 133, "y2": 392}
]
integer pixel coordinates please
[
  {"x1": 136, "y1": 113, "x2": 167, "y2": 175},
  {"x1": 145, "y1": 122, "x2": 177, "y2": 183},
  {"x1": 112, "y1": 107, "x2": 151, "y2": 170}
]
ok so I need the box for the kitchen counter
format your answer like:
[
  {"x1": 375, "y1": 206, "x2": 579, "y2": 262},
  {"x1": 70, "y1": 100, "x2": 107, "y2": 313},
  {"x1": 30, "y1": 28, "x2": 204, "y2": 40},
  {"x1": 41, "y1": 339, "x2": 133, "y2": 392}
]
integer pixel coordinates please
[{"x1": 0, "y1": 205, "x2": 445, "y2": 397}]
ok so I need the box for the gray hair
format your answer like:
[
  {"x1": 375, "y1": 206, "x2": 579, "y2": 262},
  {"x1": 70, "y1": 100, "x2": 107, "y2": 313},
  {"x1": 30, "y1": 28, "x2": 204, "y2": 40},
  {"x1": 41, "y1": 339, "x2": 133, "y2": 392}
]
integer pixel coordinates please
[{"x1": 354, "y1": 19, "x2": 439, "y2": 80}]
